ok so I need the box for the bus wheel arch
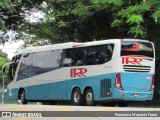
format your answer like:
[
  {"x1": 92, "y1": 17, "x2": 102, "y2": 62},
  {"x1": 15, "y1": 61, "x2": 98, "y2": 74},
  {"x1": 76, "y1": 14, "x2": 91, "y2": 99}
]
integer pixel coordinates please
[
  {"x1": 84, "y1": 87, "x2": 95, "y2": 106},
  {"x1": 18, "y1": 88, "x2": 27, "y2": 105},
  {"x1": 71, "y1": 87, "x2": 84, "y2": 105}
]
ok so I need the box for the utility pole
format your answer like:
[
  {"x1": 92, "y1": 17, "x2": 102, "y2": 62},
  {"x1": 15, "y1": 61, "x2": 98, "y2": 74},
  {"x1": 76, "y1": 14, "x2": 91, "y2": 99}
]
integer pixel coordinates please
[{"x1": 2, "y1": 73, "x2": 4, "y2": 104}]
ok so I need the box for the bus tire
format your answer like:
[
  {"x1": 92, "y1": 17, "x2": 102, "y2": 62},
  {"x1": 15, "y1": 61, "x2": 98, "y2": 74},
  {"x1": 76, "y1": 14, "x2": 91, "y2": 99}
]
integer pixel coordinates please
[
  {"x1": 19, "y1": 90, "x2": 27, "y2": 105},
  {"x1": 72, "y1": 88, "x2": 84, "y2": 105},
  {"x1": 85, "y1": 88, "x2": 95, "y2": 106}
]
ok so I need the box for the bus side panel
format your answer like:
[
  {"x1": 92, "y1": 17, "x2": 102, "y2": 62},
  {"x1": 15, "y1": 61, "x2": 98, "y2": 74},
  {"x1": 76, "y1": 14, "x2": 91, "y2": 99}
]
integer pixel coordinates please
[
  {"x1": 66, "y1": 73, "x2": 113, "y2": 101},
  {"x1": 66, "y1": 77, "x2": 97, "y2": 100},
  {"x1": 66, "y1": 78, "x2": 85, "y2": 100},
  {"x1": 6, "y1": 73, "x2": 122, "y2": 101},
  {"x1": 7, "y1": 73, "x2": 153, "y2": 102},
  {"x1": 25, "y1": 85, "x2": 41, "y2": 100},
  {"x1": 92, "y1": 74, "x2": 114, "y2": 101},
  {"x1": 7, "y1": 88, "x2": 19, "y2": 100},
  {"x1": 25, "y1": 81, "x2": 67, "y2": 100}
]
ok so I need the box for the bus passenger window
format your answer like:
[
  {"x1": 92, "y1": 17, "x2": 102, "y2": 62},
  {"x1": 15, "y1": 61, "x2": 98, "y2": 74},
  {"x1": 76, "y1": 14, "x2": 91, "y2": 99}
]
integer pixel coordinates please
[
  {"x1": 83, "y1": 48, "x2": 87, "y2": 65},
  {"x1": 32, "y1": 50, "x2": 62, "y2": 75},
  {"x1": 87, "y1": 44, "x2": 114, "y2": 65},
  {"x1": 72, "y1": 48, "x2": 84, "y2": 66},
  {"x1": 17, "y1": 53, "x2": 32, "y2": 81},
  {"x1": 63, "y1": 48, "x2": 87, "y2": 67},
  {"x1": 100, "y1": 44, "x2": 114, "y2": 63},
  {"x1": 87, "y1": 47, "x2": 96, "y2": 65},
  {"x1": 63, "y1": 49, "x2": 72, "y2": 67}
]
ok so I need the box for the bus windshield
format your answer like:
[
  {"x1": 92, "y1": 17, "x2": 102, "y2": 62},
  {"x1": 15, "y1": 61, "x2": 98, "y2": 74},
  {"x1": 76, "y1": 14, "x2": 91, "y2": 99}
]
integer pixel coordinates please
[{"x1": 121, "y1": 41, "x2": 154, "y2": 58}]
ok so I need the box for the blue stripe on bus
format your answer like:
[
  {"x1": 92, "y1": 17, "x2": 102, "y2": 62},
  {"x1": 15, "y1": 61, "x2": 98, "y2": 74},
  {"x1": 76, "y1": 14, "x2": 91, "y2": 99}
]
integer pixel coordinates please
[
  {"x1": 142, "y1": 58, "x2": 153, "y2": 61},
  {"x1": 7, "y1": 72, "x2": 153, "y2": 101}
]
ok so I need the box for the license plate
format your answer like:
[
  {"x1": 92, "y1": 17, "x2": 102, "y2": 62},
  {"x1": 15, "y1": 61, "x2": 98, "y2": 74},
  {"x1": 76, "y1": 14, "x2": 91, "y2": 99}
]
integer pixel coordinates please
[{"x1": 133, "y1": 93, "x2": 140, "y2": 97}]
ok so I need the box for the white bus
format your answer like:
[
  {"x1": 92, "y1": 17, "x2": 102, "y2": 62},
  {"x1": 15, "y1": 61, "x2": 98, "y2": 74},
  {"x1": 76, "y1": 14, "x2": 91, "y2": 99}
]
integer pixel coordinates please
[{"x1": 4, "y1": 39, "x2": 155, "y2": 106}]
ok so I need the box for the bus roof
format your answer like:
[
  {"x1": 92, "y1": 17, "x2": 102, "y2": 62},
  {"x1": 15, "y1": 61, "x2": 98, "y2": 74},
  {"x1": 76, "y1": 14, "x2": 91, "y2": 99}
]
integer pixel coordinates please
[{"x1": 16, "y1": 39, "x2": 150, "y2": 55}]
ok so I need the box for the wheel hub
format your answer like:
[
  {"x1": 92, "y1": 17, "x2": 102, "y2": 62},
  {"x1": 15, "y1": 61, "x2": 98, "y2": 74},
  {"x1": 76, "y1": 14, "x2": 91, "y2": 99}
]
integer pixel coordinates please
[
  {"x1": 86, "y1": 92, "x2": 93, "y2": 103},
  {"x1": 74, "y1": 92, "x2": 80, "y2": 103}
]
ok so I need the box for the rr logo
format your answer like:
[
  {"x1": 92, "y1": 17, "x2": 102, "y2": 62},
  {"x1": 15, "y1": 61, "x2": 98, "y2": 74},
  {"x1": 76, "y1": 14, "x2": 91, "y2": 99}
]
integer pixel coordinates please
[
  {"x1": 122, "y1": 57, "x2": 142, "y2": 65},
  {"x1": 70, "y1": 68, "x2": 87, "y2": 78}
]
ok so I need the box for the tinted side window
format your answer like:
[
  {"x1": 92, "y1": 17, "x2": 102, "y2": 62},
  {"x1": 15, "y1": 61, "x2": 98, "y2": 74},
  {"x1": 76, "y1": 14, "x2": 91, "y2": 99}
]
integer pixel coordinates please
[
  {"x1": 63, "y1": 44, "x2": 114, "y2": 66},
  {"x1": 32, "y1": 50, "x2": 63, "y2": 75},
  {"x1": 17, "y1": 50, "x2": 64, "y2": 80},
  {"x1": 72, "y1": 48, "x2": 86, "y2": 66},
  {"x1": 17, "y1": 53, "x2": 33, "y2": 81},
  {"x1": 63, "y1": 48, "x2": 88, "y2": 66},
  {"x1": 87, "y1": 44, "x2": 114, "y2": 65},
  {"x1": 63, "y1": 49, "x2": 72, "y2": 67}
]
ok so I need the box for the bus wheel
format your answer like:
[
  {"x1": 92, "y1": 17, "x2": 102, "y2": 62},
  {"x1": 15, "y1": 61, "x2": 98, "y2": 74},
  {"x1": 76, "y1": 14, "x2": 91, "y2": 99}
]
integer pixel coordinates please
[
  {"x1": 19, "y1": 90, "x2": 27, "y2": 105},
  {"x1": 72, "y1": 88, "x2": 84, "y2": 105},
  {"x1": 85, "y1": 88, "x2": 95, "y2": 106}
]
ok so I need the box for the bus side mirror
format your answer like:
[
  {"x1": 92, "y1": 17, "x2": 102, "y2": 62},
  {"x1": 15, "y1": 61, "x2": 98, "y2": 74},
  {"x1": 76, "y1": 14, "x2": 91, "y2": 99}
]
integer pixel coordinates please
[
  {"x1": 2, "y1": 68, "x2": 5, "y2": 74},
  {"x1": 2, "y1": 62, "x2": 14, "y2": 75}
]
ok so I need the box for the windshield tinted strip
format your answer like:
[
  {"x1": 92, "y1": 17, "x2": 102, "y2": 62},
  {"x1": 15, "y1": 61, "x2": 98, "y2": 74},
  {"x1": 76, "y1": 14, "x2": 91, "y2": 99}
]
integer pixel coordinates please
[{"x1": 121, "y1": 41, "x2": 154, "y2": 58}]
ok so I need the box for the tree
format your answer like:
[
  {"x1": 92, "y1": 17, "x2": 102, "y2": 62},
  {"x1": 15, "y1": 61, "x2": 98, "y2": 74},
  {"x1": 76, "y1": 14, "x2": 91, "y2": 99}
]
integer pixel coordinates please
[
  {"x1": 0, "y1": 50, "x2": 10, "y2": 84},
  {"x1": 0, "y1": 0, "x2": 44, "y2": 44},
  {"x1": 1, "y1": 0, "x2": 160, "y2": 55},
  {"x1": 0, "y1": 0, "x2": 44, "y2": 30},
  {"x1": 20, "y1": 0, "x2": 118, "y2": 44},
  {"x1": 20, "y1": 1, "x2": 160, "y2": 43},
  {"x1": 0, "y1": 50, "x2": 9, "y2": 70}
]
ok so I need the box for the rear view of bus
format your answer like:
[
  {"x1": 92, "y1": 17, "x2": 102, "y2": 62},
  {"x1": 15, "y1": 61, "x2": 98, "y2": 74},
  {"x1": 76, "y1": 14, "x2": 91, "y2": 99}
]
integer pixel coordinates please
[{"x1": 114, "y1": 39, "x2": 155, "y2": 101}]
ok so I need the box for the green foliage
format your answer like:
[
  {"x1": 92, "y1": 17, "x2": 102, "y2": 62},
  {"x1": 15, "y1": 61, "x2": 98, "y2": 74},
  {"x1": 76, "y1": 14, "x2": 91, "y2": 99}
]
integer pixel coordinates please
[
  {"x1": 0, "y1": 0, "x2": 15, "y2": 13},
  {"x1": 1, "y1": 0, "x2": 158, "y2": 54},
  {"x1": 106, "y1": 0, "x2": 123, "y2": 6},
  {"x1": 71, "y1": 2, "x2": 91, "y2": 16},
  {"x1": 0, "y1": 18, "x2": 5, "y2": 30},
  {"x1": 0, "y1": 0, "x2": 44, "y2": 31},
  {"x1": 111, "y1": 19, "x2": 123, "y2": 27},
  {"x1": 128, "y1": 26, "x2": 146, "y2": 38},
  {"x1": 111, "y1": 1, "x2": 160, "y2": 38},
  {"x1": 57, "y1": 20, "x2": 67, "y2": 27},
  {"x1": 0, "y1": 57, "x2": 7, "y2": 69},
  {"x1": 0, "y1": 0, "x2": 15, "y2": 30},
  {"x1": 91, "y1": 0, "x2": 123, "y2": 6},
  {"x1": 0, "y1": 50, "x2": 8, "y2": 59},
  {"x1": 0, "y1": 50, "x2": 10, "y2": 78},
  {"x1": 114, "y1": 14, "x2": 146, "y2": 38},
  {"x1": 127, "y1": 14, "x2": 144, "y2": 25},
  {"x1": 152, "y1": 10, "x2": 160, "y2": 19},
  {"x1": 117, "y1": 3, "x2": 150, "y2": 18},
  {"x1": 118, "y1": 9, "x2": 130, "y2": 18}
]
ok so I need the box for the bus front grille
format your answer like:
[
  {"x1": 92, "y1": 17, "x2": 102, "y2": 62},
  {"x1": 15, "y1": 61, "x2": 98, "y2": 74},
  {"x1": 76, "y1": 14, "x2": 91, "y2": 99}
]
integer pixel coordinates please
[
  {"x1": 100, "y1": 79, "x2": 111, "y2": 98},
  {"x1": 123, "y1": 65, "x2": 151, "y2": 72}
]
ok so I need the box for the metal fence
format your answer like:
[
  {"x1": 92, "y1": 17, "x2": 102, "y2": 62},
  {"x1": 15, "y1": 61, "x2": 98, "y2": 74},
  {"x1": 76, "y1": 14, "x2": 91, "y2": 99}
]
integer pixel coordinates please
[
  {"x1": 0, "y1": 91, "x2": 17, "y2": 104},
  {"x1": 0, "y1": 90, "x2": 17, "y2": 104},
  {"x1": 0, "y1": 77, "x2": 8, "y2": 89},
  {"x1": 0, "y1": 77, "x2": 17, "y2": 104}
]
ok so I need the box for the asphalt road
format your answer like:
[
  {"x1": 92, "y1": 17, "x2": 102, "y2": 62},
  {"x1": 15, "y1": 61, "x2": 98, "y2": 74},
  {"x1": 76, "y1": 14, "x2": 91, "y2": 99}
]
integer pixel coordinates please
[{"x1": 0, "y1": 104, "x2": 160, "y2": 120}]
